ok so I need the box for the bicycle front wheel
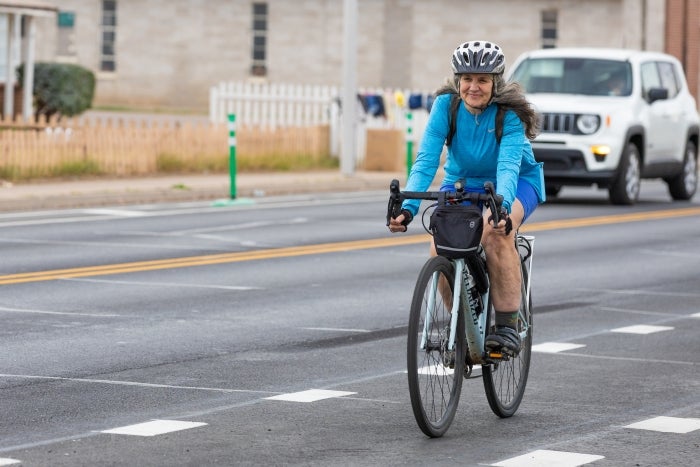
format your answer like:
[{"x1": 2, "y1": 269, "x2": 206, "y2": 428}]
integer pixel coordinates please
[
  {"x1": 407, "y1": 256, "x2": 465, "y2": 437},
  {"x1": 482, "y1": 261, "x2": 533, "y2": 417}
]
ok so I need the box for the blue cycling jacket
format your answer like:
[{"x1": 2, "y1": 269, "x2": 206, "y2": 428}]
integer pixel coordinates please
[{"x1": 402, "y1": 93, "x2": 545, "y2": 216}]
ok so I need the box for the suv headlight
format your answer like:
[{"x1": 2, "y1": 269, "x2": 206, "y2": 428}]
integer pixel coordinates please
[{"x1": 576, "y1": 115, "x2": 600, "y2": 134}]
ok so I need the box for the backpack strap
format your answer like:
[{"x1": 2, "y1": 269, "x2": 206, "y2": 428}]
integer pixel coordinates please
[
  {"x1": 447, "y1": 93, "x2": 461, "y2": 147},
  {"x1": 445, "y1": 93, "x2": 505, "y2": 146}
]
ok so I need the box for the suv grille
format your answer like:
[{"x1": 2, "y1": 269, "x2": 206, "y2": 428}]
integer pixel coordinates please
[{"x1": 540, "y1": 113, "x2": 576, "y2": 134}]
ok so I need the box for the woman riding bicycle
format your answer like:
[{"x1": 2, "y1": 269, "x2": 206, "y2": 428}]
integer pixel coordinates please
[{"x1": 388, "y1": 40, "x2": 545, "y2": 356}]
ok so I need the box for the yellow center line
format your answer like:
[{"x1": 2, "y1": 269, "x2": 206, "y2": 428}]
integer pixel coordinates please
[
  {"x1": 520, "y1": 206, "x2": 700, "y2": 232},
  {"x1": 1, "y1": 206, "x2": 699, "y2": 285}
]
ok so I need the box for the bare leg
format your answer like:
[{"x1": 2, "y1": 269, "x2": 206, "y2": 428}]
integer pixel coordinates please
[
  {"x1": 429, "y1": 238, "x2": 454, "y2": 306},
  {"x1": 482, "y1": 200, "x2": 525, "y2": 312}
]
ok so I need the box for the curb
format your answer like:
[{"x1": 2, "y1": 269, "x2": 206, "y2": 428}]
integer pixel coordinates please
[{"x1": 0, "y1": 171, "x2": 406, "y2": 212}]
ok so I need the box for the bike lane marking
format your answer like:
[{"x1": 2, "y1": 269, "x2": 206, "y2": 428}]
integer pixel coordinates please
[
  {"x1": 490, "y1": 449, "x2": 604, "y2": 466},
  {"x1": 100, "y1": 420, "x2": 207, "y2": 437},
  {"x1": 610, "y1": 324, "x2": 674, "y2": 334},
  {"x1": 532, "y1": 342, "x2": 586, "y2": 353},
  {"x1": 264, "y1": 389, "x2": 356, "y2": 402},
  {"x1": 1, "y1": 206, "x2": 700, "y2": 285},
  {"x1": 625, "y1": 416, "x2": 700, "y2": 434}
]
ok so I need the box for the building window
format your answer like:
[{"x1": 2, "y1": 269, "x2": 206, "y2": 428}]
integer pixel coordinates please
[
  {"x1": 541, "y1": 10, "x2": 557, "y2": 49},
  {"x1": 251, "y1": 2, "x2": 267, "y2": 76},
  {"x1": 57, "y1": 11, "x2": 76, "y2": 57},
  {"x1": 100, "y1": 0, "x2": 117, "y2": 72}
]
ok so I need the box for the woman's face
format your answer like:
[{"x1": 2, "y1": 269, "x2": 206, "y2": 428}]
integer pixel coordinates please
[{"x1": 459, "y1": 73, "x2": 493, "y2": 110}]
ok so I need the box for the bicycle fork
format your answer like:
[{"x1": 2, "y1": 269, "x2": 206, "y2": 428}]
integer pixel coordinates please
[{"x1": 420, "y1": 264, "x2": 463, "y2": 353}]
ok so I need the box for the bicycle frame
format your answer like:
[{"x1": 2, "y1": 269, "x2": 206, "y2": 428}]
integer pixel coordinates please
[
  {"x1": 421, "y1": 234, "x2": 535, "y2": 366},
  {"x1": 420, "y1": 256, "x2": 489, "y2": 365}
]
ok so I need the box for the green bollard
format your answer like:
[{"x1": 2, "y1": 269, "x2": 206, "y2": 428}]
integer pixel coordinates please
[
  {"x1": 406, "y1": 112, "x2": 414, "y2": 177},
  {"x1": 212, "y1": 113, "x2": 254, "y2": 207},
  {"x1": 228, "y1": 114, "x2": 237, "y2": 199}
]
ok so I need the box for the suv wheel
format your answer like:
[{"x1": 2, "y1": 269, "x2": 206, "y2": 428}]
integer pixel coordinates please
[
  {"x1": 609, "y1": 142, "x2": 641, "y2": 205},
  {"x1": 666, "y1": 140, "x2": 697, "y2": 201}
]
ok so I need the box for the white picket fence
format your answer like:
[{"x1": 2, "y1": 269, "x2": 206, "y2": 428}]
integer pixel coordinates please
[
  {"x1": 209, "y1": 81, "x2": 432, "y2": 162},
  {"x1": 209, "y1": 82, "x2": 338, "y2": 128}
]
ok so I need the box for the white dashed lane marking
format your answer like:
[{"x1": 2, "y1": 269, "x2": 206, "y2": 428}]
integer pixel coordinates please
[
  {"x1": 625, "y1": 416, "x2": 700, "y2": 434},
  {"x1": 610, "y1": 324, "x2": 674, "y2": 334},
  {"x1": 532, "y1": 342, "x2": 586, "y2": 353},
  {"x1": 490, "y1": 449, "x2": 605, "y2": 466},
  {"x1": 264, "y1": 389, "x2": 356, "y2": 402},
  {"x1": 0, "y1": 459, "x2": 20, "y2": 466},
  {"x1": 100, "y1": 420, "x2": 207, "y2": 437},
  {"x1": 414, "y1": 364, "x2": 483, "y2": 376}
]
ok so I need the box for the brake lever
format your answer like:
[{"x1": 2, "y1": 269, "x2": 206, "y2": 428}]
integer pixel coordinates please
[
  {"x1": 387, "y1": 179, "x2": 402, "y2": 226},
  {"x1": 483, "y1": 181, "x2": 504, "y2": 227}
]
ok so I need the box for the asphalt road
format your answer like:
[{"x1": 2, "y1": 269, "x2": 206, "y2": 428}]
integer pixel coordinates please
[{"x1": 0, "y1": 181, "x2": 699, "y2": 466}]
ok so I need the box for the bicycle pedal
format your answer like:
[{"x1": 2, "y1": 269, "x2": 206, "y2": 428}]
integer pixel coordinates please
[{"x1": 488, "y1": 351, "x2": 504, "y2": 359}]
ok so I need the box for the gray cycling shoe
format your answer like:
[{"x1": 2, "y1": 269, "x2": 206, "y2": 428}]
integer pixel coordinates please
[{"x1": 485, "y1": 326, "x2": 521, "y2": 356}]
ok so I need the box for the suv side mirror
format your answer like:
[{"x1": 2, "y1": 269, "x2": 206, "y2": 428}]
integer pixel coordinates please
[{"x1": 647, "y1": 87, "x2": 668, "y2": 104}]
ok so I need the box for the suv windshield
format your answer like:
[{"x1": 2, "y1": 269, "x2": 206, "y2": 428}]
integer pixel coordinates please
[{"x1": 512, "y1": 57, "x2": 632, "y2": 96}]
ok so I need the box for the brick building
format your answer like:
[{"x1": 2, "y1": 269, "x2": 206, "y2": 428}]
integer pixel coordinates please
[
  {"x1": 665, "y1": 0, "x2": 700, "y2": 108},
  {"x1": 2, "y1": 0, "x2": 698, "y2": 111}
]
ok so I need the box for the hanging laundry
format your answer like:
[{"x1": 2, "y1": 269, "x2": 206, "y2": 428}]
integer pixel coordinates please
[
  {"x1": 357, "y1": 94, "x2": 369, "y2": 113},
  {"x1": 408, "y1": 93, "x2": 423, "y2": 110},
  {"x1": 365, "y1": 94, "x2": 386, "y2": 117},
  {"x1": 394, "y1": 90, "x2": 406, "y2": 108}
]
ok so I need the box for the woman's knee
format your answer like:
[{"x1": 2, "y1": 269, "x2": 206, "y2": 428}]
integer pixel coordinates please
[
  {"x1": 510, "y1": 199, "x2": 526, "y2": 231},
  {"x1": 481, "y1": 228, "x2": 511, "y2": 256}
]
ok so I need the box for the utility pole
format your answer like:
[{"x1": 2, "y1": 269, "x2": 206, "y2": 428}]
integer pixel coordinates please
[{"x1": 341, "y1": 0, "x2": 357, "y2": 176}]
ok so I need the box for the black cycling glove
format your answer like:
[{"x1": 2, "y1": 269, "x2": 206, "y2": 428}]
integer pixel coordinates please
[
  {"x1": 489, "y1": 208, "x2": 513, "y2": 235},
  {"x1": 400, "y1": 209, "x2": 413, "y2": 227},
  {"x1": 500, "y1": 209, "x2": 513, "y2": 235}
]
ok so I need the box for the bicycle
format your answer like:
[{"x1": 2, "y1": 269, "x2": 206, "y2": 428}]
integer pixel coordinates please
[{"x1": 387, "y1": 179, "x2": 535, "y2": 438}]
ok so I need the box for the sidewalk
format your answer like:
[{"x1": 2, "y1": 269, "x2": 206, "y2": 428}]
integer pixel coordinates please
[{"x1": 0, "y1": 170, "x2": 407, "y2": 212}]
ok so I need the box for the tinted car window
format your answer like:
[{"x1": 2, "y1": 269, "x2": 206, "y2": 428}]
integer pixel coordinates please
[
  {"x1": 640, "y1": 62, "x2": 661, "y2": 100},
  {"x1": 512, "y1": 58, "x2": 632, "y2": 96},
  {"x1": 657, "y1": 61, "x2": 680, "y2": 98}
]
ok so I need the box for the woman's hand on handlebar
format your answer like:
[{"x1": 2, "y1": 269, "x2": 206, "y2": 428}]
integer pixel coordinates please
[
  {"x1": 388, "y1": 209, "x2": 413, "y2": 233},
  {"x1": 488, "y1": 208, "x2": 513, "y2": 235}
]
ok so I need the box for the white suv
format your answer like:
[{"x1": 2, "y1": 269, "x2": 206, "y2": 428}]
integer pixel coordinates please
[{"x1": 509, "y1": 48, "x2": 700, "y2": 205}]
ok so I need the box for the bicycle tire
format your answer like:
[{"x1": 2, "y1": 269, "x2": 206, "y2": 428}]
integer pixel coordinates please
[
  {"x1": 482, "y1": 260, "x2": 533, "y2": 417},
  {"x1": 407, "y1": 256, "x2": 466, "y2": 437}
]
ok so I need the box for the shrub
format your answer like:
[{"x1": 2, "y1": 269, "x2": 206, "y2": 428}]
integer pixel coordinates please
[
  {"x1": 17, "y1": 62, "x2": 95, "y2": 119},
  {"x1": 237, "y1": 153, "x2": 338, "y2": 171},
  {"x1": 51, "y1": 160, "x2": 102, "y2": 177},
  {"x1": 156, "y1": 153, "x2": 186, "y2": 172}
]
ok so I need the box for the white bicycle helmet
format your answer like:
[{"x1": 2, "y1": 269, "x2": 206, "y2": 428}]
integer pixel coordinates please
[{"x1": 452, "y1": 41, "x2": 506, "y2": 75}]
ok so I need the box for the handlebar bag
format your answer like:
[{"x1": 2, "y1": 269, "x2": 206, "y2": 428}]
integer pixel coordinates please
[{"x1": 429, "y1": 204, "x2": 483, "y2": 259}]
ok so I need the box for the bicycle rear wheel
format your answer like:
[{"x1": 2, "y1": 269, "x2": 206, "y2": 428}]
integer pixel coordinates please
[
  {"x1": 482, "y1": 260, "x2": 532, "y2": 417},
  {"x1": 407, "y1": 256, "x2": 465, "y2": 437}
]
